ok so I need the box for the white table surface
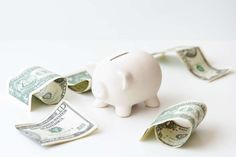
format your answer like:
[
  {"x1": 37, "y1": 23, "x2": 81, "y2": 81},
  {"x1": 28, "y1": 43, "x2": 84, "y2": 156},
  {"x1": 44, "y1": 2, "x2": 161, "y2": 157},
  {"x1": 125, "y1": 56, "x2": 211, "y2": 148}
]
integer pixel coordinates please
[{"x1": 0, "y1": 40, "x2": 235, "y2": 157}]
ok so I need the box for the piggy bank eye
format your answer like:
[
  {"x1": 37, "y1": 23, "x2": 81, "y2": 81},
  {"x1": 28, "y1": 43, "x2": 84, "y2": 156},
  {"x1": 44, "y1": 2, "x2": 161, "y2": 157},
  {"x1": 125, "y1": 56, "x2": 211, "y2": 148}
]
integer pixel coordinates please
[{"x1": 110, "y1": 52, "x2": 129, "y2": 61}]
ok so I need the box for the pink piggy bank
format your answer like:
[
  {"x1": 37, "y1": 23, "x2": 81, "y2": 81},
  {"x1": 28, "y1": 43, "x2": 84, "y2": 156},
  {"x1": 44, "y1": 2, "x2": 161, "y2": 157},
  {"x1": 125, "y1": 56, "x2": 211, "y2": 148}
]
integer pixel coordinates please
[{"x1": 87, "y1": 52, "x2": 162, "y2": 117}]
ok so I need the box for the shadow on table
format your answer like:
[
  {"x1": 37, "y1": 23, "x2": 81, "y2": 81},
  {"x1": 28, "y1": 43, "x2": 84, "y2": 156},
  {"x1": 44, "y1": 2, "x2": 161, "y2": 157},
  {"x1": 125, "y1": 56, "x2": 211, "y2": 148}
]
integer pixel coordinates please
[{"x1": 182, "y1": 127, "x2": 217, "y2": 149}]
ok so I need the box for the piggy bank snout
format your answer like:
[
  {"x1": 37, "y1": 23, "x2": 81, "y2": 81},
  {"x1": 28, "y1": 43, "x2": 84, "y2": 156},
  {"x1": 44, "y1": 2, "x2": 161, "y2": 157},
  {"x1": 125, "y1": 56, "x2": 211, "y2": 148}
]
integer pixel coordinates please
[{"x1": 92, "y1": 81, "x2": 107, "y2": 99}]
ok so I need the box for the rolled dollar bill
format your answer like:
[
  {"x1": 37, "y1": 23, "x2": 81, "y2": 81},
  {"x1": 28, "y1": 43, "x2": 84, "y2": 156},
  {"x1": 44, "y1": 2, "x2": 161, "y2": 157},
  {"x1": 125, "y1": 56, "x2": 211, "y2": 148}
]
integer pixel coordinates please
[
  {"x1": 9, "y1": 66, "x2": 92, "y2": 110},
  {"x1": 9, "y1": 66, "x2": 67, "y2": 111},
  {"x1": 66, "y1": 71, "x2": 92, "y2": 93},
  {"x1": 152, "y1": 46, "x2": 231, "y2": 82},
  {"x1": 15, "y1": 100, "x2": 97, "y2": 146},
  {"x1": 141, "y1": 101, "x2": 207, "y2": 147}
]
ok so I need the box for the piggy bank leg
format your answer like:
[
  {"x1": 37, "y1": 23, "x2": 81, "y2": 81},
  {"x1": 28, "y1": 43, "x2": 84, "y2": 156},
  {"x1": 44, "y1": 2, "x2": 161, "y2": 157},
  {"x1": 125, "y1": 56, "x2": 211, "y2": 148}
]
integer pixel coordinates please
[
  {"x1": 115, "y1": 106, "x2": 132, "y2": 117},
  {"x1": 144, "y1": 95, "x2": 160, "y2": 108},
  {"x1": 93, "y1": 99, "x2": 108, "y2": 108}
]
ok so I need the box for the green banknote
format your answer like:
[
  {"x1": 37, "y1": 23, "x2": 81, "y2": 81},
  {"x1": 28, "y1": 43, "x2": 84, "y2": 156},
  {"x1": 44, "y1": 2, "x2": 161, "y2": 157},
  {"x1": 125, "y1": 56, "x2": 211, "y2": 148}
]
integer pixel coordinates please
[
  {"x1": 141, "y1": 101, "x2": 207, "y2": 147},
  {"x1": 66, "y1": 71, "x2": 92, "y2": 93},
  {"x1": 16, "y1": 100, "x2": 97, "y2": 146},
  {"x1": 152, "y1": 46, "x2": 231, "y2": 82},
  {"x1": 9, "y1": 66, "x2": 67, "y2": 111},
  {"x1": 9, "y1": 66, "x2": 91, "y2": 110}
]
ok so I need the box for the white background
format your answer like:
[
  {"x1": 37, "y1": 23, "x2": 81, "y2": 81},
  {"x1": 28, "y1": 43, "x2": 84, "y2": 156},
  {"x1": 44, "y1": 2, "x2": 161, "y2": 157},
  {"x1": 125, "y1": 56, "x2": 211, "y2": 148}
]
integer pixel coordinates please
[
  {"x1": 1, "y1": 0, "x2": 236, "y2": 40},
  {"x1": 0, "y1": 0, "x2": 236, "y2": 157}
]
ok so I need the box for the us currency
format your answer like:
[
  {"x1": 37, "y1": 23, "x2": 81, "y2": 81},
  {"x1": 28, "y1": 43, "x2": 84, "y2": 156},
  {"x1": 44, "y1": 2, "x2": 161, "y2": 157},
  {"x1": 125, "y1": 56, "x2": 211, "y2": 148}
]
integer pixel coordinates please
[
  {"x1": 15, "y1": 100, "x2": 97, "y2": 146},
  {"x1": 66, "y1": 71, "x2": 92, "y2": 93},
  {"x1": 9, "y1": 66, "x2": 67, "y2": 111},
  {"x1": 152, "y1": 46, "x2": 231, "y2": 82},
  {"x1": 141, "y1": 101, "x2": 207, "y2": 147},
  {"x1": 9, "y1": 66, "x2": 91, "y2": 110}
]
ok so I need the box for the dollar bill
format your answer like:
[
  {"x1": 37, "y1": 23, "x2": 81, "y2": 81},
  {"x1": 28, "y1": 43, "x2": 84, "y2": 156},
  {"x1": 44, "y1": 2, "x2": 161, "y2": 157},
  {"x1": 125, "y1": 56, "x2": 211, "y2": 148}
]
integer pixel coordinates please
[
  {"x1": 9, "y1": 66, "x2": 67, "y2": 111},
  {"x1": 66, "y1": 71, "x2": 92, "y2": 93},
  {"x1": 9, "y1": 66, "x2": 92, "y2": 110},
  {"x1": 141, "y1": 101, "x2": 207, "y2": 147},
  {"x1": 152, "y1": 46, "x2": 231, "y2": 82},
  {"x1": 15, "y1": 100, "x2": 97, "y2": 146}
]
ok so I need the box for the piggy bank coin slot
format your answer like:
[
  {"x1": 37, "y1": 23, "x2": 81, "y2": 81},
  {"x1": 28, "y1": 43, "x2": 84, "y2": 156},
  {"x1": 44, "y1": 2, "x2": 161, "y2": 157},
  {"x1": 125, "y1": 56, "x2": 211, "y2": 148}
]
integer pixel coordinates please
[{"x1": 110, "y1": 52, "x2": 129, "y2": 61}]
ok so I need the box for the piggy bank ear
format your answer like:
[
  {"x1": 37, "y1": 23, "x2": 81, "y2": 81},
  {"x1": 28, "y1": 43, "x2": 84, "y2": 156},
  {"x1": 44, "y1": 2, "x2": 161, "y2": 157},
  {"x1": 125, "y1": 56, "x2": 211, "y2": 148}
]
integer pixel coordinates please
[
  {"x1": 86, "y1": 63, "x2": 96, "y2": 75},
  {"x1": 117, "y1": 70, "x2": 133, "y2": 90}
]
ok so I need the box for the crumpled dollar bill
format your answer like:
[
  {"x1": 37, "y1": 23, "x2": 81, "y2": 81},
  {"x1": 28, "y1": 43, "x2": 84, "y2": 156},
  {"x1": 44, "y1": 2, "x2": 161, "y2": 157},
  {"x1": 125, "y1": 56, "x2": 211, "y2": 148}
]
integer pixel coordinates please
[
  {"x1": 152, "y1": 46, "x2": 231, "y2": 82},
  {"x1": 9, "y1": 66, "x2": 91, "y2": 110},
  {"x1": 66, "y1": 71, "x2": 92, "y2": 93},
  {"x1": 15, "y1": 100, "x2": 97, "y2": 146},
  {"x1": 141, "y1": 101, "x2": 207, "y2": 147}
]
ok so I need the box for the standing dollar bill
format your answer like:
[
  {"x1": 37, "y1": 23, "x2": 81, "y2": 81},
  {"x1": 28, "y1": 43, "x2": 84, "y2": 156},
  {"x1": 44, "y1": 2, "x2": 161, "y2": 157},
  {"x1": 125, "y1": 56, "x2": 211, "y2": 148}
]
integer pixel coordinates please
[
  {"x1": 9, "y1": 66, "x2": 67, "y2": 111},
  {"x1": 15, "y1": 100, "x2": 97, "y2": 146},
  {"x1": 9, "y1": 66, "x2": 92, "y2": 110},
  {"x1": 141, "y1": 101, "x2": 207, "y2": 147},
  {"x1": 66, "y1": 71, "x2": 92, "y2": 93},
  {"x1": 152, "y1": 46, "x2": 231, "y2": 82}
]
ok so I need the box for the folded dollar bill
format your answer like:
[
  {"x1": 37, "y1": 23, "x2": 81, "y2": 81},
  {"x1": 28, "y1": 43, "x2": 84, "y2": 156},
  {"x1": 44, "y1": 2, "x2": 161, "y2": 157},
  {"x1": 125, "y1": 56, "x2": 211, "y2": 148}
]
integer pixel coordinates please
[
  {"x1": 141, "y1": 101, "x2": 207, "y2": 147},
  {"x1": 66, "y1": 71, "x2": 92, "y2": 93},
  {"x1": 15, "y1": 100, "x2": 97, "y2": 146},
  {"x1": 9, "y1": 66, "x2": 91, "y2": 110},
  {"x1": 152, "y1": 46, "x2": 231, "y2": 82}
]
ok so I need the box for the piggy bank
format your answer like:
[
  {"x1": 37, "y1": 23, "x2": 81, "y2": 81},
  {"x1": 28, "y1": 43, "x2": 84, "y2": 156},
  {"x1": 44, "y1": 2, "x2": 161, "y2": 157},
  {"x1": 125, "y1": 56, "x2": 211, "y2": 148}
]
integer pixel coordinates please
[{"x1": 87, "y1": 52, "x2": 162, "y2": 117}]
